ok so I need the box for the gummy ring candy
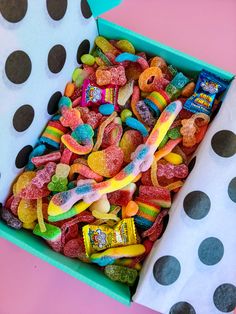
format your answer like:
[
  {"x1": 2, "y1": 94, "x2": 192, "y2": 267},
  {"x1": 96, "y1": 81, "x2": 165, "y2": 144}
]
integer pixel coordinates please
[{"x1": 138, "y1": 67, "x2": 163, "y2": 92}]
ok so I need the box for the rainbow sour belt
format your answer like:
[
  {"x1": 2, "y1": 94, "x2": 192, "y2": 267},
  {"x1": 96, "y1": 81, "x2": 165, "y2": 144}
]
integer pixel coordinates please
[{"x1": 48, "y1": 100, "x2": 182, "y2": 218}]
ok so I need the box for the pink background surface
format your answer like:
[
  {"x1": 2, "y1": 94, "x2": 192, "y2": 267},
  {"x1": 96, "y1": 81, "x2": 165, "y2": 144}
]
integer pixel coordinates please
[{"x1": 1, "y1": 1, "x2": 236, "y2": 314}]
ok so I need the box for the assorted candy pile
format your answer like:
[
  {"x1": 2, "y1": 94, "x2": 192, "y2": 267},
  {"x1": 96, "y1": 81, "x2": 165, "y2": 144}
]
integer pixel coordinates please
[{"x1": 0, "y1": 36, "x2": 228, "y2": 286}]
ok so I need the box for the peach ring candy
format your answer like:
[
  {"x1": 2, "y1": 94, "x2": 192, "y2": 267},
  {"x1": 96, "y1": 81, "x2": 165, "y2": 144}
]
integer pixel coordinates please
[
  {"x1": 90, "y1": 244, "x2": 146, "y2": 266},
  {"x1": 138, "y1": 67, "x2": 163, "y2": 92},
  {"x1": 48, "y1": 100, "x2": 182, "y2": 217}
]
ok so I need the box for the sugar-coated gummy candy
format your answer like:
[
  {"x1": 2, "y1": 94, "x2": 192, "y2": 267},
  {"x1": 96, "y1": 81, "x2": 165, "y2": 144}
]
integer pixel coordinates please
[
  {"x1": 95, "y1": 36, "x2": 119, "y2": 56},
  {"x1": 25, "y1": 144, "x2": 46, "y2": 170},
  {"x1": 63, "y1": 237, "x2": 86, "y2": 259},
  {"x1": 107, "y1": 183, "x2": 136, "y2": 207},
  {"x1": 104, "y1": 265, "x2": 138, "y2": 285},
  {"x1": 139, "y1": 185, "x2": 171, "y2": 208},
  {"x1": 15, "y1": 171, "x2": 36, "y2": 194},
  {"x1": 87, "y1": 145, "x2": 124, "y2": 178},
  {"x1": 19, "y1": 182, "x2": 50, "y2": 199},
  {"x1": 32, "y1": 151, "x2": 61, "y2": 167},
  {"x1": 31, "y1": 162, "x2": 56, "y2": 188},
  {"x1": 0, "y1": 205, "x2": 22, "y2": 229},
  {"x1": 150, "y1": 56, "x2": 167, "y2": 70},
  {"x1": 96, "y1": 65, "x2": 126, "y2": 86},
  {"x1": 157, "y1": 162, "x2": 188, "y2": 179},
  {"x1": 136, "y1": 100, "x2": 156, "y2": 128},
  {"x1": 18, "y1": 199, "x2": 37, "y2": 224},
  {"x1": 101, "y1": 122, "x2": 123, "y2": 149},
  {"x1": 120, "y1": 130, "x2": 143, "y2": 163}
]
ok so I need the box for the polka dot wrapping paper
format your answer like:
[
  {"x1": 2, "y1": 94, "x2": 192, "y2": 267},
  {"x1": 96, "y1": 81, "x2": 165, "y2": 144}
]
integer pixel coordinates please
[
  {"x1": 133, "y1": 79, "x2": 236, "y2": 313},
  {"x1": 0, "y1": 0, "x2": 97, "y2": 202}
]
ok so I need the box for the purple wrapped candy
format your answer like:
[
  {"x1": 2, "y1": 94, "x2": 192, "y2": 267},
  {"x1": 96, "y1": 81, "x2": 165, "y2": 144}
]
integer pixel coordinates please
[{"x1": 0, "y1": 205, "x2": 22, "y2": 229}]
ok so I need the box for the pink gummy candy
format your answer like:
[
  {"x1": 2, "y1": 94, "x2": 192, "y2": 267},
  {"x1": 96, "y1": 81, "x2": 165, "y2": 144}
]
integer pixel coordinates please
[
  {"x1": 31, "y1": 162, "x2": 56, "y2": 188},
  {"x1": 32, "y1": 152, "x2": 61, "y2": 167},
  {"x1": 157, "y1": 163, "x2": 188, "y2": 179},
  {"x1": 19, "y1": 184, "x2": 50, "y2": 199}
]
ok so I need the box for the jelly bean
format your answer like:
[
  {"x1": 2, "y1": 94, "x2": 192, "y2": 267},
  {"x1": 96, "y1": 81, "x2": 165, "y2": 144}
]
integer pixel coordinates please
[
  {"x1": 0, "y1": 205, "x2": 22, "y2": 229},
  {"x1": 32, "y1": 152, "x2": 61, "y2": 167},
  {"x1": 115, "y1": 40, "x2": 135, "y2": 54},
  {"x1": 121, "y1": 109, "x2": 132, "y2": 122},
  {"x1": 138, "y1": 67, "x2": 163, "y2": 92},
  {"x1": 93, "y1": 111, "x2": 117, "y2": 151},
  {"x1": 88, "y1": 145, "x2": 124, "y2": 178},
  {"x1": 72, "y1": 67, "x2": 83, "y2": 82},
  {"x1": 90, "y1": 244, "x2": 146, "y2": 266},
  {"x1": 31, "y1": 162, "x2": 56, "y2": 188},
  {"x1": 123, "y1": 200, "x2": 139, "y2": 218},
  {"x1": 95, "y1": 36, "x2": 119, "y2": 56},
  {"x1": 96, "y1": 65, "x2": 126, "y2": 86},
  {"x1": 64, "y1": 82, "x2": 75, "y2": 97},
  {"x1": 18, "y1": 199, "x2": 37, "y2": 224},
  {"x1": 81, "y1": 54, "x2": 95, "y2": 66},
  {"x1": 101, "y1": 122, "x2": 123, "y2": 149},
  {"x1": 107, "y1": 183, "x2": 136, "y2": 207},
  {"x1": 104, "y1": 265, "x2": 138, "y2": 285},
  {"x1": 164, "y1": 152, "x2": 183, "y2": 165},
  {"x1": 118, "y1": 80, "x2": 134, "y2": 107},
  {"x1": 15, "y1": 171, "x2": 36, "y2": 194},
  {"x1": 98, "y1": 104, "x2": 114, "y2": 115},
  {"x1": 125, "y1": 117, "x2": 148, "y2": 137}
]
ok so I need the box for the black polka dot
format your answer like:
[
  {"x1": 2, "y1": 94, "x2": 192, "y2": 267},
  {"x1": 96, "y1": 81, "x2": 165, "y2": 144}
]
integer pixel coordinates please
[
  {"x1": 188, "y1": 156, "x2": 196, "y2": 173},
  {"x1": 15, "y1": 145, "x2": 33, "y2": 168},
  {"x1": 183, "y1": 191, "x2": 211, "y2": 220},
  {"x1": 48, "y1": 45, "x2": 66, "y2": 73},
  {"x1": 46, "y1": 0, "x2": 67, "y2": 21},
  {"x1": 198, "y1": 237, "x2": 224, "y2": 266},
  {"x1": 169, "y1": 302, "x2": 196, "y2": 314},
  {"x1": 47, "y1": 91, "x2": 62, "y2": 115},
  {"x1": 13, "y1": 105, "x2": 34, "y2": 132},
  {"x1": 211, "y1": 130, "x2": 236, "y2": 158},
  {"x1": 77, "y1": 39, "x2": 90, "y2": 64},
  {"x1": 213, "y1": 283, "x2": 236, "y2": 312},
  {"x1": 228, "y1": 177, "x2": 236, "y2": 203},
  {"x1": 0, "y1": 0, "x2": 27, "y2": 23},
  {"x1": 5, "y1": 50, "x2": 32, "y2": 84},
  {"x1": 153, "y1": 256, "x2": 181, "y2": 286},
  {"x1": 81, "y1": 0, "x2": 92, "y2": 19}
]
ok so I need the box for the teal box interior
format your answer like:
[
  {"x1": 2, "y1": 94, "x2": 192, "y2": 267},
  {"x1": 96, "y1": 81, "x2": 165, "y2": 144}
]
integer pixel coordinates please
[{"x1": 0, "y1": 2, "x2": 234, "y2": 307}]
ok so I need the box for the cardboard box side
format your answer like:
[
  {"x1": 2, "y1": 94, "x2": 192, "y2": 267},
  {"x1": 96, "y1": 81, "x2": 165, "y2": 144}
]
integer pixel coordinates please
[
  {"x1": 0, "y1": 221, "x2": 131, "y2": 305},
  {"x1": 98, "y1": 18, "x2": 235, "y2": 80},
  {"x1": 87, "y1": 0, "x2": 123, "y2": 17}
]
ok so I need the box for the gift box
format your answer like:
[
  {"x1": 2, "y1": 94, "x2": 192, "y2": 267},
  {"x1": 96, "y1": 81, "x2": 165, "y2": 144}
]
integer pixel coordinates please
[{"x1": 0, "y1": 1, "x2": 235, "y2": 313}]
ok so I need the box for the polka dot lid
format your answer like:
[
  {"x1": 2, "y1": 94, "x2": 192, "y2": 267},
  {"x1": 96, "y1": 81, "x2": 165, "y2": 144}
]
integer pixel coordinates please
[
  {"x1": 0, "y1": 1, "x2": 98, "y2": 202},
  {"x1": 133, "y1": 79, "x2": 236, "y2": 313}
]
